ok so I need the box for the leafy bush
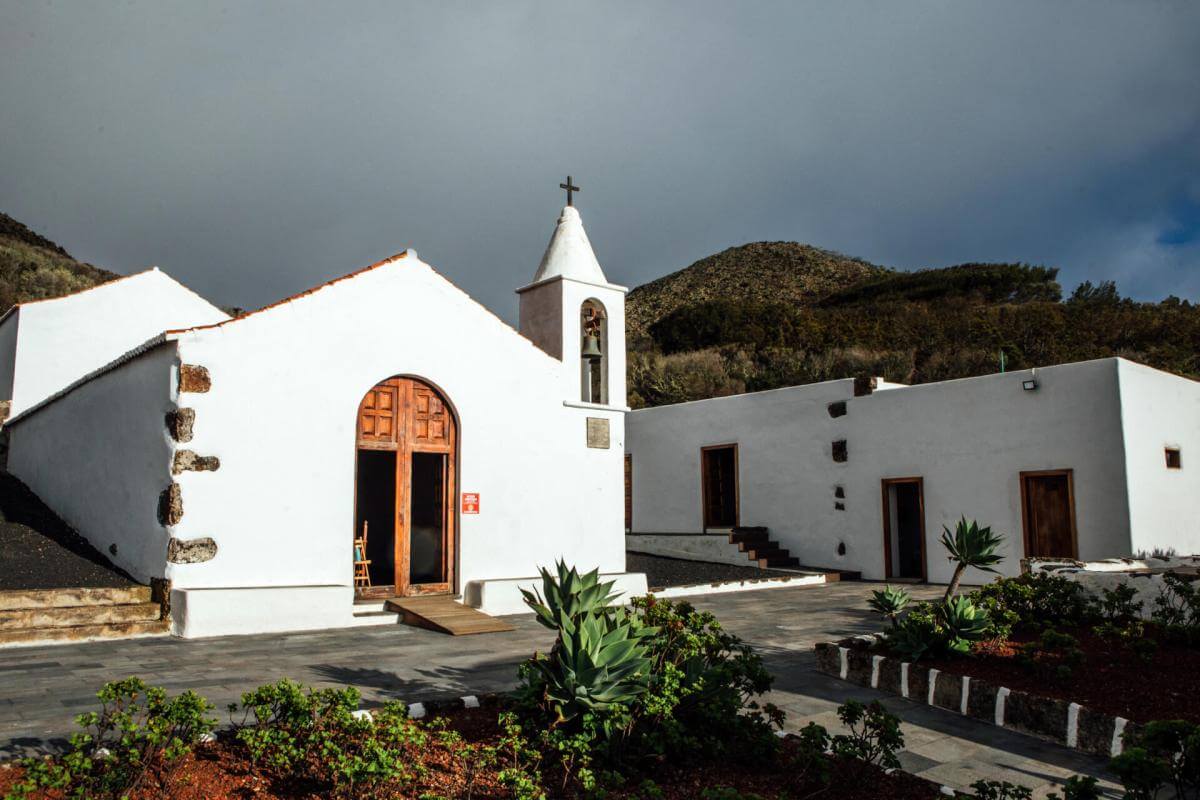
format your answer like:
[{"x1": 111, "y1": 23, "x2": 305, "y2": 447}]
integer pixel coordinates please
[
  {"x1": 514, "y1": 565, "x2": 781, "y2": 786},
  {"x1": 1017, "y1": 629, "x2": 1085, "y2": 683},
  {"x1": 230, "y1": 679, "x2": 423, "y2": 798},
  {"x1": 830, "y1": 700, "x2": 904, "y2": 769},
  {"x1": 7, "y1": 677, "x2": 215, "y2": 800},
  {"x1": 971, "y1": 779, "x2": 1032, "y2": 799},
  {"x1": 969, "y1": 573, "x2": 1093, "y2": 640},
  {"x1": 868, "y1": 585, "x2": 911, "y2": 628},
  {"x1": 1109, "y1": 719, "x2": 1200, "y2": 800},
  {"x1": 1095, "y1": 583, "x2": 1144, "y2": 624},
  {"x1": 940, "y1": 517, "x2": 1005, "y2": 600},
  {"x1": 882, "y1": 597, "x2": 991, "y2": 661},
  {"x1": 940, "y1": 596, "x2": 992, "y2": 654},
  {"x1": 1153, "y1": 573, "x2": 1200, "y2": 644}
]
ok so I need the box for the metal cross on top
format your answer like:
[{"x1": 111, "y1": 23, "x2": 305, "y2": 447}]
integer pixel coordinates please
[{"x1": 560, "y1": 175, "x2": 580, "y2": 207}]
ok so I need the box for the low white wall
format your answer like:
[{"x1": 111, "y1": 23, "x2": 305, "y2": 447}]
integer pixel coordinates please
[
  {"x1": 625, "y1": 533, "x2": 756, "y2": 567},
  {"x1": 1027, "y1": 555, "x2": 1200, "y2": 621},
  {"x1": 171, "y1": 585, "x2": 354, "y2": 638},
  {"x1": 465, "y1": 572, "x2": 649, "y2": 616},
  {"x1": 1117, "y1": 360, "x2": 1200, "y2": 558},
  {"x1": 6, "y1": 344, "x2": 178, "y2": 583}
]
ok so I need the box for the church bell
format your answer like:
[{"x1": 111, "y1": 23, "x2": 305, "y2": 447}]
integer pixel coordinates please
[{"x1": 581, "y1": 333, "x2": 603, "y2": 361}]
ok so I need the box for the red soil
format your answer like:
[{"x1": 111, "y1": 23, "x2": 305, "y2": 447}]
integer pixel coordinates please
[{"x1": 922, "y1": 625, "x2": 1200, "y2": 725}]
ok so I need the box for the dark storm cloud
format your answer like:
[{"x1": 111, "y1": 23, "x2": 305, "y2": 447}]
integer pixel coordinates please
[{"x1": 2, "y1": 1, "x2": 1199, "y2": 317}]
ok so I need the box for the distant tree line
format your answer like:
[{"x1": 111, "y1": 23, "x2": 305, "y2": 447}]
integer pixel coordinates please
[{"x1": 628, "y1": 263, "x2": 1200, "y2": 408}]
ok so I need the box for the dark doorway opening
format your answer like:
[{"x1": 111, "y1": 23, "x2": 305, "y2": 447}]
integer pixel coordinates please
[
  {"x1": 701, "y1": 444, "x2": 739, "y2": 530},
  {"x1": 409, "y1": 452, "x2": 448, "y2": 585},
  {"x1": 883, "y1": 478, "x2": 926, "y2": 581},
  {"x1": 1021, "y1": 470, "x2": 1077, "y2": 559},
  {"x1": 355, "y1": 449, "x2": 397, "y2": 591}
]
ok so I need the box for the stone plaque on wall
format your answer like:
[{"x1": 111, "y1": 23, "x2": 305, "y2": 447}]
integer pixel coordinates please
[{"x1": 586, "y1": 417, "x2": 610, "y2": 449}]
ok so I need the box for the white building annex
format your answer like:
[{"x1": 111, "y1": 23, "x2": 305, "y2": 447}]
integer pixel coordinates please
[
  {"x1": 626, "y1": 359, "x2": 1200, "y2": 586},
  {"x1": 0, "y1": 203, "x2": 645, "y2": 638}
]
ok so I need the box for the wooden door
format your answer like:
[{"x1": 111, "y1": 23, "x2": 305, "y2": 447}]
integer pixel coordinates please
[
  {"x1": 701, "y1": 444, "x2": 739, "y2": 530},
  {"x1": 882, "y1": 478, "x2": 926, "y2": 581},
  {"x1": 355, "y1": 377, "x2": 457, "y2": 598},
  {"x1": 624, "y1": 455, "x2": 633, "y2": 532},
  {"x1": 1021, "y1": 470, "x2": 1077, "y2": 559}
]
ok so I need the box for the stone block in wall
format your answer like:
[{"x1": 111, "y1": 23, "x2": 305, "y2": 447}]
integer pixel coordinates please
[
  {"x1": 876, "y1": 658, "x2": 904, "y2": 695},
  {"x1": 165, "y1": 408, "x2": 196, "y2": 442},
  {"x1": 1077, "y1": 706, "x2": 1117, "y2": 757},
  {"x1": 1004, "y1": 689, "x2": 1068, "y2": 742},
  {"x1": 931, "y1": 671, "x2": 963, "y2": 712},
  {"x1": 813, "y1": 642, "x2": 841, "y2": 675},
  {"x1": 178, "y1": 365, "x2": 211, "y2": 393},
  {"x1": 172, "y1": 450, "x2": 220, "y2": 475},
  {"x1": 965, "y1": 678, "x2": 999, "y2": 723},
  {"x1": 906, "y1": 666, "x2": 929, "y2": 703},
  {"x1": 832, "y1": 440, "x2": 848, "y2": 463},
  {"x1": 167, "y1": 536, "x2": 217, "y2": 564},
  {"x1": 158, "y1": 483, "x2": 183, "y2": 526},
  {"x1": 845, "y1": 648, "x2": 873, "y2": 685}
]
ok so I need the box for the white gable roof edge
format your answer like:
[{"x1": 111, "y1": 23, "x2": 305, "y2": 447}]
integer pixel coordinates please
[{"x1": 4, "y1": 332, "x2": 172, "y2": 428}]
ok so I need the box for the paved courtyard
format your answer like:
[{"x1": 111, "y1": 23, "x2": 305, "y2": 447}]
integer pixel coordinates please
[{"x1": 0, "y1": 582, "x2": 1117, "y2": 796}]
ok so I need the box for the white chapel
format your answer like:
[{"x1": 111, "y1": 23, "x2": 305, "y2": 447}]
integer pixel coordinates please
[{"x1": 0, "y1": 202, "x2": 646, "y2": 638}]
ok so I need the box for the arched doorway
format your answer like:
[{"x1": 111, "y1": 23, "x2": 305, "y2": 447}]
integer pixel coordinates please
[{"x1": 354, "y1": 376, "x2": 457, "y2": 598}]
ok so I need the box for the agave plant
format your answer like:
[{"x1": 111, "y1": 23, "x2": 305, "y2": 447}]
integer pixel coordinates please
[
  {"x1": 940, "y1": 596, "x2": 991, "y2": 654},
  {"x1": 940, "y1": 517, "x2": 1005, "y2": 600},
  {"x1": 521, "y1": 561, "x2": 657, "y2": 727},
  {"x1": 521, "y1": 560, "x2": 623, "y2": 632},
  {"x1": 868, "y1": 585, "x2": 911, "y2": 629}
]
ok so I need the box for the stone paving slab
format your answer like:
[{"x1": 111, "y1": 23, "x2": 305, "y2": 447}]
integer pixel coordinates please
[{"x1": 0, "y1": 582, "x2": 1120, "y2": 795}]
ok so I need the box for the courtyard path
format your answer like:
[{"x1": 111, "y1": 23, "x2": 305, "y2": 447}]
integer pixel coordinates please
[{"x1": 0, "y1": 581, "x2": 1116, "y2": 797}]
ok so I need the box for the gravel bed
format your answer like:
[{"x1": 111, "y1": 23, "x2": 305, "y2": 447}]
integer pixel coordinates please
[{"x1": 626, "y1": 551, "x2": 804, "y2": 591}]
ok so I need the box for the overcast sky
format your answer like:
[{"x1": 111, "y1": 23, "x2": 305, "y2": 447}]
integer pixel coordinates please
[{"x1": 2, "y1": 2, "x2": 1199, "y2": 318}]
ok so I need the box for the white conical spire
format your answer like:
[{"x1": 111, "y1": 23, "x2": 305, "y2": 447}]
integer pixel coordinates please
[{"x1": 531, "y1": 206, "x2": 608, "y2": 285}]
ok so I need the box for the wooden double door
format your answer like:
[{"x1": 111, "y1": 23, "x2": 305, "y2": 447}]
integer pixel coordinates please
[
  {"x1": 355, "y1": 377, "x2": 457, "y2": 598},
  {"x1": 1021, "y1": 470, "x2": 1077, "y2": 559}
]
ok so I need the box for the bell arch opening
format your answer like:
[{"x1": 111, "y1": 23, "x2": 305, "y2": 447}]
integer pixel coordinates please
[
  {"x1": 580, "y1": 299, "x2": 608, "y2": 404},
  {"x1": 353, "y1": 375, "x2": 458, "y2": 598}
]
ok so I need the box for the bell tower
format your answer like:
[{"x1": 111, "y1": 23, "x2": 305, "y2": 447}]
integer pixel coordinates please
[{"x1": 517, "y1": 183, "x2": 627, "y2": 408}]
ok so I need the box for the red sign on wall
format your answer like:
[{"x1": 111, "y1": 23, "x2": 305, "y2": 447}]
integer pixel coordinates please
[{"x1": 461, "y1": 492, "x2": 480, "y2": 514}]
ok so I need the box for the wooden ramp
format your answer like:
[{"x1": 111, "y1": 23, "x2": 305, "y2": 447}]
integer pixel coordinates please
[{"x1": 385, "y1": 596, "x2": 515, "y2": 636}]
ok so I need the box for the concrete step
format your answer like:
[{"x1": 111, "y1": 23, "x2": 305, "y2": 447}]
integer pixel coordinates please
[
  {"x1": 0, "y1": 601, "x2": 161, "y2": 631},
  {"x1": 760, "y1": 555, "x2": 801, "y2": 568},
  {"x1": 729, "y1": 529, "x2": 770, "y2": 545},
  {"x1": 0, "y1": 585, "x2": 150, "y2": 611},
  {"x1": 0, "y1": 619, "x2": 169, "y2": 647},
  {"x1": 740, "y1": 540, "x2": 779, "y2": 554},
  {"x1": 747, "y1": 547, "x2": 788, "y2": 561}
]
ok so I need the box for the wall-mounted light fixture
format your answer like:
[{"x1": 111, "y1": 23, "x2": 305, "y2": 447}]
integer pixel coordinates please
[{"x1": 1022, "y1": 378, "x2": 1039, "y2": 391}]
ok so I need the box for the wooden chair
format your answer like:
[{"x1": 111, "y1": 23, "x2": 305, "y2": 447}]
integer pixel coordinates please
[{"x1": 354, "y1": 522, "x2": 372, "y2": 589}]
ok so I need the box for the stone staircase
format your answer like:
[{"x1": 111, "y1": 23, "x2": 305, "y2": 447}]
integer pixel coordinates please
[
  {"x1": 728, "y1": 526, "x2": 801, "y2": 568},
  {"x1": 0, "y1": 585, "x2": 168, "y2": 646}
]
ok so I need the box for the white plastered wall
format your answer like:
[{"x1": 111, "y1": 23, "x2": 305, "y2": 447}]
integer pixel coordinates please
[
  {"x1": 5, "y1": 343, "x2": 178, "y2": 582},
  {"x1": 166, "y1": 255, "x2": 629, "y2": 634},
  {"x1": 627, "y1": 359, "x2": 1137, "y2": 584},
  {"x1": 1116, "y1": 359, "x2": 1200, "y2": 557},
  {"x1": 1, "y1": 269, "x2": 228, "y2": 416},
  {"x1": 847, "y1": 360, "x2": 1132, "y2": 583}
]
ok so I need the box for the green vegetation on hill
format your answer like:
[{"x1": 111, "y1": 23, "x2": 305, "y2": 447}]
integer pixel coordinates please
[
  {"x1": 628, "y1": 250, "x2": 1200, "y2": 408},
  {"x1": 0, "y1": 213, "x2": 118, "y2": 316}
]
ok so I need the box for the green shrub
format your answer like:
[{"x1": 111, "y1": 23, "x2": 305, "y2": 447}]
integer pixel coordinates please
[
  {"x1": 1152, "y1": 573, "x2": 1200, "y2": 644},
  {"x1": 1017, "y1": 629, "x2": 1085, "y2": 682},
  {"x1": 1047, "y1": 775, "x2": 1102, "y2": 800},
  {"x1": 514, "y1": 567, "x2": 781, "y2": 785},
  {"x1": 868, "y1": 585, "x2": 911, "y2": 628},
  {"x1": 883, "y1": 597, "x2": 990, "y2": 661},
  {"x1": 1109, "y1": 719, "x2": 1200, "y2": 800},
  {"x1": 969, "y1": 573, "x2": 1093, "y2": 640},
  {"x1": 7, "y1": 677, "x2": 215, "y2": 800},
  {"x1": 1095, "y1": 583, "x2": 1143, "y2": 624},
  {"x1": 518, "y1": 561, "x2": 656, "y2": 727},
  {"x1": 830, "y1": 700, "x2": 904, "y2": 770},
  {"x1": 971, "y1": 779, "x2": 1032, "y2": 799},
  {"x1": 940, "y1": 596, "x2": 991, "y2": 654},
  {"x1": 230, "y1": 679, "x2": 422, "y2": 798}
]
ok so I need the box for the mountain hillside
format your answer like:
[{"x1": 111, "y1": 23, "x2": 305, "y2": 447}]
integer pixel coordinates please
[
  {"x1": 0, "y1": 213, "x2": 118, "y2": 315},
  {"x1": 626, "y1": 244, "x2": 1200, "y2": 408},
  {"x1": 626, "y1": 242, "x2": 886, "y2": 343}
]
